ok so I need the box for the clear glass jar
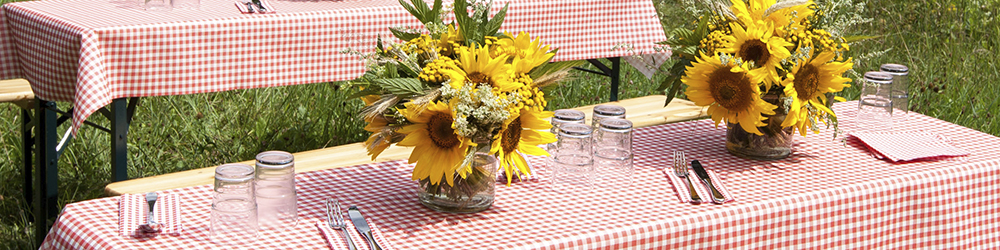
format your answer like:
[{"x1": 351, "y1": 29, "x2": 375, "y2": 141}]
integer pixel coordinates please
[
  {"x1": 856, "y1": 71, "x2": 895, "y2": 132},
  {"x1": 551, "y1": 123, "x2": 595, "y2": 193},
  {"x1": 254, "y1": 151, "x2": 297, "y2": 229},
  {"x1": 880, "y1": 63, "x2": 909, "y2": 122}
]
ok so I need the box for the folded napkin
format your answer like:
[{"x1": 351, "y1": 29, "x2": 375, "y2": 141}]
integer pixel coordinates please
[
  {"x1": 851, "y1": 131, "x2": 970, "y2": 162},
  {"x1": 662, "y1": 168, "x2": 735, "y2": 204},
  {"x1": 118, "y1": 192, "x2": 183, "y2": 237},
  {"x1": 316, "y1": 217, "x2": 395, "y2": 250},
  {"x1": 234, "y1": 0, "x2": 275, "y2": 14}
]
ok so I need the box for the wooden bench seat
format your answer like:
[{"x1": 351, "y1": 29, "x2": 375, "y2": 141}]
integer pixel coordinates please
[
  {"x1": 104, "y1": 95, "x2": 708, "y2": 196},
  {"x1": 0, "y1": 78, "x2": 35, "y2": 109}
]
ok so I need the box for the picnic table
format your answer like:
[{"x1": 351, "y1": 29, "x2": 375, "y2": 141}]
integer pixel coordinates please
[
  {"x1": 0, "y1": 0, "x2": 666, "y2": 243},
  {"x1": 41, "y1": 101, "x2": 1000, "y2": 249}
]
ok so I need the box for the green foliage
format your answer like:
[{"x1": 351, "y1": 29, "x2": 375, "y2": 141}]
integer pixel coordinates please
[
  {"x1": 372, "y1": 78, "x2": 426, "y2": 97},
  {"x1": 453, "y1": 0, "x2": 509, "y2": 46}
]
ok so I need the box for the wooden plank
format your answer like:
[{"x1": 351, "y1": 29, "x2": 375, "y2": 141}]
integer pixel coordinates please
[
  {"x1": 0, "y1": 78, "x2": 35, "y2": 108},
  {"x1": 104, "y1": 95, "x2": 707, "y2": 196}
]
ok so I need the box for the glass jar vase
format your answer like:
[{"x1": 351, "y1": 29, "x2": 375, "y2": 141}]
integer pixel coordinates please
[
  {"x1": 725, "y1": 88, "x2": 794, "y2": 160},
  {"x1": 416, "y1": 152, "x2": 498, "y2": 213}
]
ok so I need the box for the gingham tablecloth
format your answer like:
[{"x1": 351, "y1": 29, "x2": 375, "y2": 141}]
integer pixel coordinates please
[
  {"x1": 40, "y1": 102, "x2": 1000, "y2": 249},
  {"x1": 0, "y1": 0, "x2": 665, "y2": 134}
]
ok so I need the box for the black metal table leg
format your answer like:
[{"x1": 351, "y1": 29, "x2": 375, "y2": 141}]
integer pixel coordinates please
[
  {"x1": 575, "y1": 57, "x2": 622, "y2": 102},
  {"x1": 110, "y1": 98, "x2": 130, "y2": 181},
  {"x1": 34, "y1": 99, "x2": 58, "y2": 245}
]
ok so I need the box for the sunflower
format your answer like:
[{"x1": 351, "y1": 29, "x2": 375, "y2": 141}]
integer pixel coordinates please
[
  {"x1": 443, "y1": 46, "x2": 521, "y2": 92},
  {"x1": 724, "y1": 21, "x2": 792, "y2": 89},
  {"x1": 682, "y1": 52, "x2": 777, "y2": 135},
  {"x1": 491, "y1": 107, "x2": 556, "y2": 185},
  {"x1": 781, "y1": 51, "x2": 853, "y2": 136},
  {"x1": 497, "y1": 31, "x2": 554, "y2": 74},
  {"x1": 436, "y1": 24, "x2": 463, "y2": 57},
  {"x1": 397, "y1": 101, "x2": 476, "y2": 186},
  {"x1": 729, "y1": 0, "x2": 814, "y2": 38}
]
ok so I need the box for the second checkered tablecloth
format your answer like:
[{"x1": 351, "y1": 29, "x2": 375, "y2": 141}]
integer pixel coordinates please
[
  {"x1": 40, "y1": 102, "x2": 1000, "y2": 249},
  {"x1": 0, "y1": 0, "x2": 666, "y2": 135}
]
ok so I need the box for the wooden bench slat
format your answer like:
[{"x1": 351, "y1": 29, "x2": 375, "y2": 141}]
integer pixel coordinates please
[
  {"x1": 0, "y1": 79, "x2": 35, "y2": 108},
  {"x1": 104, "y1": 95, "x2": 707, "y2": 196}
]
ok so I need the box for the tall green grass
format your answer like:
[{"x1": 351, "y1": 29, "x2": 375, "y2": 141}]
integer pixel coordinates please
[{"x1": 1, "y1": 0, "x2": 998, "y2": 248}]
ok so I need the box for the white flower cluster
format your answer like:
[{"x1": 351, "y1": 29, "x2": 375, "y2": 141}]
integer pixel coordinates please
[{"x1": 443, "y1": 83, "x2": 520, "y2": 138}]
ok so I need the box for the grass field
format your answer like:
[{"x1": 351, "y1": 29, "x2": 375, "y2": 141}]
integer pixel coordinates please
[{"x1": 1, "y1": 0, "x2": 998, "y2": 248}]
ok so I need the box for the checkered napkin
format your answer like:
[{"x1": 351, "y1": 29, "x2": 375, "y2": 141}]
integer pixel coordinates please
[
  {"x1": 851, "y1": 131, "x2": 970, "y2": 162},
  {"x1": 234, "y1": 0, "x2": 275, "y2": 14},
  {"x1": 118, "y1": 193, "x2": 182, "y2": 237},
  {"x1": 662, "y1": 168, "x2": 735, "y2": 204},
  {"x1": 315, "y1": 218, "x2": 395, "y2": 250}
]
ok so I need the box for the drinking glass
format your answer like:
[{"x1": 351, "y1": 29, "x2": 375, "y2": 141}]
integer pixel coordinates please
[
  {"x1": 550, "y1": 123, "x2": 594, "y2": 194},
  {"x1": 881, "y1": 63, "x2": 910, "y2": 123},
  {"x1": 856, "y1": 71, "x2": 894, "y2": 132},
  {"x1": 255, "y1": 151, "x2": 298, "y2": 230},
  {"x1": 592, "y1": 104, "x2": 626, "y2": 127},
  {"x1": 211, "y1": 164, "x2": 258, "y2": 245},
  {"x1": 547, "y1": 109, "x2": 586, "y2": 153},
  {"x1": 593, "y1": 118, "x2": 634, "y2": 188}
]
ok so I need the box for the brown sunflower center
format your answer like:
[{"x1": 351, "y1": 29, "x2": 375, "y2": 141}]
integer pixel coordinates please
[
  {"x1": 708, "y1": 66, "x2": 755, "y2": 111},
  {"x1": 427, "y1": 113, "x2": 460, "y2": 149},
  {"x1": 793, "y1": 64, "x2": 820, "y2": 100},
  {"x1": 739, "y1": 39, "x2": 770, "y2": 67},
  {"x1": 501, "y1": 117, "x2": 522, "y2": 154},
  {"x1": 468, "y1": 72, "x2": 493, "y2": 87}
]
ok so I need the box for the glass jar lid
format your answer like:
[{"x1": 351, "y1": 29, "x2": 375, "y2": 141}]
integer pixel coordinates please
[
  {"x1": 256, "y1": 151, "x2": 294, "y2": 167},
  {"x1": 559, "y1": 123, "x2": 593, "y2": 136},
  {"x1": 215, "y1": 163, "x2": 254, "y2": 182},
  {"x1": 593, "y1": 104, "x2": 626, "y2": 116},
  {"x1": 553, "y1": 109, "x2": 585, "y2": 121},
  {"x1": 880, "y1": 63, "x2": 909, "y2": 75},
  {"x1": 599, "y1": 118, "x2": 633, "y2": 130},
  {"x1": 864, "y1": 71, "x2": 893, "y2": 84}
]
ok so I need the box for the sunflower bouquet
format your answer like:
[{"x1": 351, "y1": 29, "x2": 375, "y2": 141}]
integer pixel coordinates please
[
  {"x1": 659, "y1": 0, "x2": 859, "y2": 158},
  {"x1": 349, "y1": 0, "x2": 576, "y2": 207}
]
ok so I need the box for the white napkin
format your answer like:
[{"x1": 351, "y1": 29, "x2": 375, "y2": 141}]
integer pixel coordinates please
[
  {"x1": 316, "y1": 217, "x2": 395, "y2": 250},
  {"x1": 622, "y1": 51, "x2": 671, "y2": 80},
  {"x1": 118, "y1": 192, "x2": 183, "y2": 237},
  {"x1": 662, "y1": 168, "x2": 736, "y2": 204},
  {"x1": 851, "y1": 131, "x2": 970, "y2": 162},
  {"x1": 234, "y1": 0, "x2": 276, "y2": 14}
]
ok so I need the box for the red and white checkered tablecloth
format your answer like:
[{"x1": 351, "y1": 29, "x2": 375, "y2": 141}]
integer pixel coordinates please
[
  {"x1": 0, "y1": 0, "x2": 665, "y2": 134},
  {"x1": 40, "y1": 102, "x2": 1000, "y2": 249}
]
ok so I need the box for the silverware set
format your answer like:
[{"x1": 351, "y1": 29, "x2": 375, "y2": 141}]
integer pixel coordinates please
[
  {"x1": 672, "y1": 151, "x2": 701, "y2": 203},
  {"x1": 326, "y1": 198, "x2": 382, "y2": 250},
  {"x1": 673, "y1": 151, "x2": 726, "y2": 204},
  {"x1": 243, "y1": 0, "x2": 268, "y2": 13},
  {"x1": 139, "y1": 192, "x2": 162, "y2": 233}
]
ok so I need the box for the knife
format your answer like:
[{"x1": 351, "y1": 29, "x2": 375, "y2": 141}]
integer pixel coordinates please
[
  {"x1": 691, "y1": 160, "x2": 726, "y2": 204},
  {"x1": 347, "y1": 206, "x2": 382, "y2": 250}
]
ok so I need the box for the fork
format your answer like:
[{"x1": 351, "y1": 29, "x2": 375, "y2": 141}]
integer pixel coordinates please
[
  {"x1": 326, "y1": 198, "x2": 357, "y2": 250},
  {"x1": 673, "y1": 151, "x2": 701, "y2": 203}
]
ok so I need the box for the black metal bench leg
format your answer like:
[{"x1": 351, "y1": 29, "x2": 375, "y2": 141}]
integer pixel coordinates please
[
  {"x1": 22, "y1": 108, "x2": 34, "y2": 206},
  {"x1": 34, "y1": 99, "x2": 58, "y2": 245}
]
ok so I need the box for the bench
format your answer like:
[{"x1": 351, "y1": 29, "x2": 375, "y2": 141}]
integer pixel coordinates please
[{"x1": 104, "y1": 95, "x2": 708, "y2": 196}]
